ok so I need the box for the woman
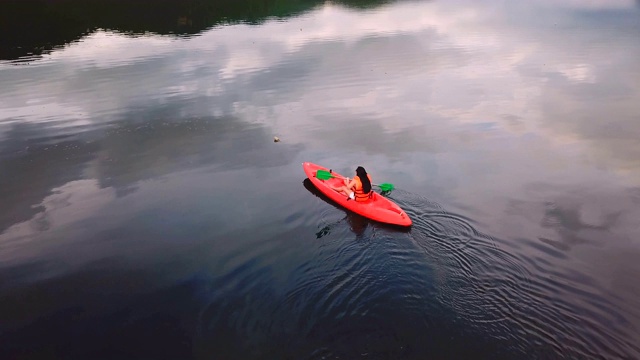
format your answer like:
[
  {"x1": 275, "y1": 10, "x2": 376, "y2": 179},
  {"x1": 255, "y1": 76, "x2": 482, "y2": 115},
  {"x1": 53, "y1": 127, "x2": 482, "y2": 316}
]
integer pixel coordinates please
[{"x1": 333, "y1": 166, "x2": 373, "y2": 202}]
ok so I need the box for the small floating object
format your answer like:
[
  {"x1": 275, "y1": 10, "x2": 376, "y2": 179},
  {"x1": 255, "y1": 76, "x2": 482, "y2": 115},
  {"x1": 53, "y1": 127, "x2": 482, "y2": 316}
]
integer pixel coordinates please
[{"x1": 274, "y1": 136, "x2": 280, "y2": 142}]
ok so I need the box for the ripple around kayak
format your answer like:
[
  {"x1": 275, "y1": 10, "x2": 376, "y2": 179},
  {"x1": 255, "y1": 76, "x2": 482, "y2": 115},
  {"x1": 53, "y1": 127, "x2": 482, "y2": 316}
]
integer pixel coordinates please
[
  {"x1": 392, "y1": 193, "x2": 640, "y2": 358},
  {"x1": 193, "y1": 189, "x2": 432, "y2": 358},
  {"x1": 191, "y1": 185, "x2": 640, "y2": 359}
]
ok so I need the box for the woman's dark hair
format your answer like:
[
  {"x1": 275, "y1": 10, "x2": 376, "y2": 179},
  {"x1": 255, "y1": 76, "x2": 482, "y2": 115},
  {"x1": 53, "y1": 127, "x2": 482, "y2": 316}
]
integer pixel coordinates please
[{"x1": 355, "y1": 166, "x2": 371, "y2": 194}]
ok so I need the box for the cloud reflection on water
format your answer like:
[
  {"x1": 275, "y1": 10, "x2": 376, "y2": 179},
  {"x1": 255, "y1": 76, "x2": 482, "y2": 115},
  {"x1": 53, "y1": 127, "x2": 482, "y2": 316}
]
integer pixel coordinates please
[{"x1": 1, "y1": 1, "x2": 640, "y2": 357}]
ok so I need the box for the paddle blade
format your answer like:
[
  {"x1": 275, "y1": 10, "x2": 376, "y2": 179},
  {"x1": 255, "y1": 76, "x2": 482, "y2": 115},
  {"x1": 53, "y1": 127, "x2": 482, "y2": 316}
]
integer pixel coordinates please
[
  {"x1": 378, "y1": 183, "x2": 395, "y2": 192},
  {"x1": 315, "y1": 169, "x2": 334, "y2": 180}
]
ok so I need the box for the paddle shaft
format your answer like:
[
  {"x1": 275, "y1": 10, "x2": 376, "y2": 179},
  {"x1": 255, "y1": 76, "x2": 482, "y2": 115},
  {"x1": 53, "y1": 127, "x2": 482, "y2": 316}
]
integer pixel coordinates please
[{"x1": 317, "y1": 170, "x2": 390, "y2": 189}]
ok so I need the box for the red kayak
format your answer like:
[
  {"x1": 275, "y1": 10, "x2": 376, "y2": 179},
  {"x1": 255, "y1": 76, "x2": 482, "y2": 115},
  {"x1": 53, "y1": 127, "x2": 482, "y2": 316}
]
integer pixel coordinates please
[{"x1": 303, "y1": 162, "x2": 412, "y2": 227}]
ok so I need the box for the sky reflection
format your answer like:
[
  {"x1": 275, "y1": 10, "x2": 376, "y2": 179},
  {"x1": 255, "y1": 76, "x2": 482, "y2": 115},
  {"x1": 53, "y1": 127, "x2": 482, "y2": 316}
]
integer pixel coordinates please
[
  {"x1": 2, "y1": 1, "x2": 640, "y2": 358},
  {"x1": 1, "y1": 1, "x2": 638, "y2": 233},
  {"x1": 1, "y1": 0, "x2": 639, "y2": 259}
]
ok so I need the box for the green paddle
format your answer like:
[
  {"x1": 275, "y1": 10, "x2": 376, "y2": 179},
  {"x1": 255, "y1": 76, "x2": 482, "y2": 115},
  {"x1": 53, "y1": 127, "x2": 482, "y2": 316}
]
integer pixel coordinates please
[{"x1": 315, "y1": 169, "x2": 395, "y2": 192}]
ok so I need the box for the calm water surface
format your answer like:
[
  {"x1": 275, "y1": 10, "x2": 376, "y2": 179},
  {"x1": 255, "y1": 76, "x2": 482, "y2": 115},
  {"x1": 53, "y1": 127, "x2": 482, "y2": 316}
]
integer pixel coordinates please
[{"x1": 1, "y1": 0, "x2": 640, "y2": 359}]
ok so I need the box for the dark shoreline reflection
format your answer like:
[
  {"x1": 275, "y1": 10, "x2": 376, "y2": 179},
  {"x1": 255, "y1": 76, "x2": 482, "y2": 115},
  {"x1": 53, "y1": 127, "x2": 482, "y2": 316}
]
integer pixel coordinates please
[{"x1": 0, "y1": 0, "x2": 393, "y2": 61}]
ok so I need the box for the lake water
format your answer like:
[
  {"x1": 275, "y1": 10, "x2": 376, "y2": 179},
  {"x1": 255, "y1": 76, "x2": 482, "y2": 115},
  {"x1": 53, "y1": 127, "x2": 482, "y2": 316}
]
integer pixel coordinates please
[{"x1": 1, "y1": 0, "x2": 640, "y2": 359}]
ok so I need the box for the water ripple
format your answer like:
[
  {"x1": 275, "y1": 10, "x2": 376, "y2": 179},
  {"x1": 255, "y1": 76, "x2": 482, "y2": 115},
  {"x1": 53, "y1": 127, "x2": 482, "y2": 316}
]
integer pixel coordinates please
[{"x1": 392, "y1": 191, "x2": 640, "y2": 358}]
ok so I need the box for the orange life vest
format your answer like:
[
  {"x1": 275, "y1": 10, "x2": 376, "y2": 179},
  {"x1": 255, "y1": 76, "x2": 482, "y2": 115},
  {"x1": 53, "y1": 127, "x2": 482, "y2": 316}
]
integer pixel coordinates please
[{"x1": 353, "y1": 174, "x2": 373, "y2": 202}]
